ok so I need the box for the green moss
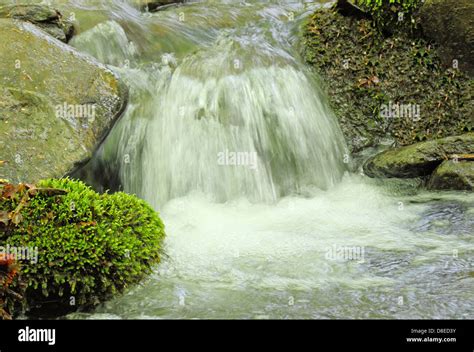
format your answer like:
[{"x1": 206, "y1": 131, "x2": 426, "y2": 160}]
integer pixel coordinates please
[
  {"x1": 355, "y1": 0, "x2": 423, "y2": 33},
  {"x1": 301, "y1": 9, "x2": 473, "y2": 152},
  {"x1": 0, "y1": 178, "x2": 165, "y2": 315}
]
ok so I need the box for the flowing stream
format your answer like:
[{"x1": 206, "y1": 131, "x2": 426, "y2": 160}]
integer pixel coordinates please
[{"x1": 54, "y1": 0, "x2": 474, "y2": 318}]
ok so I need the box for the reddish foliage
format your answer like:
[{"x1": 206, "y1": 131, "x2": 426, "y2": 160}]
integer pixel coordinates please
[{"x1": 0, "y1": 253, "x2": 16, "y2": 267}]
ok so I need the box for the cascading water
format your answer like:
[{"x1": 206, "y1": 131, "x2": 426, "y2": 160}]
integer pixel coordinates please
[
  {"x1": 72, "y1": 0, "x2": 347, "y2": 205},
  {"x1": 63, "y1": 0, "x2": 473, "y2": 318}
]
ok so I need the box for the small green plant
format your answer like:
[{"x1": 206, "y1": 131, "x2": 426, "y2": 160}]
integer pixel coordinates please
[
  {"x1": 356, "y1": 0, "x2": 423, "y2": 33},
  {"x1": 0, "y1": 178, "x2": 165, "y2": 316}
]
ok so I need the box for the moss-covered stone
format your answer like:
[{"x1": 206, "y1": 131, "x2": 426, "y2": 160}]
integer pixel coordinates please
[
  {"x1": 363, "y1": 132, "x2": 474, "y2": 178},
  {"x1": 0, "y1": 0, "x2": 110, "y2": 35},
  {"x1": 0, "y1": 178, "x2": 165, "y2": 317},
  {"x1": 0, "y1": 19, "x2": 128, "y2": 184},
  {"x1": 420, "y1": 0, "x2": 474, "y2": 77},
  {"x1": 428, "y1": 160, "x2": 474, "y2": 191},
  {"x1": 0, "y1": 4, "x2": 75, "y2": 42},
  {"x1": 301, "y1": 8, "x2": 473, "y2": 153}
]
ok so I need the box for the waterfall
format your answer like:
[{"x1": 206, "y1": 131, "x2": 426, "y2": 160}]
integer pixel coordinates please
[{"x1": 71, "y1": 0, "x2": 347, "y2": 205}]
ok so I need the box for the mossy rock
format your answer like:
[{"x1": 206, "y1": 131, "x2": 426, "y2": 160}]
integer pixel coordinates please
[
  {"x1": 302, "y1": 8, "x2": 473, "y2": 153},
  {"x1": 0, "y1": 178, "x2": 165, "y2": 317},
  {"x1": 420, "y1": 0, "x2": 474, "y2": 77},
  {"x1": 363, "y1": 133, "x2": 474, "y2": 178},
  {"x1": 428, "y1": 160, "x2": 474, "y2": 191},
  {"x1": 0, "y1": 19, "x2": 128, "y2": 184},
  {"x1": 0, "y1": 0, "x2": 110, "y2": 35},
  {"x1": 0, "y1": 4, "x2": 74, "y2": 42},
  {"x1": 0, "y1": 4, "x2": 59, "y2": 22},
  {"x1": 0, "y1": 87, "x2": 77, "y2": 182}
]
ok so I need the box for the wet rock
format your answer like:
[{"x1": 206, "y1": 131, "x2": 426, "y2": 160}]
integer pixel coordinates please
[
  {"x1": 0, "y1": 4, "x2": 75, "y2": 42},
  {"x1": 0, "y1": 19, "x2": 128, "y2": 184},
  {"x1": 141, "y1": 0, "x2": 184, "y2": 12},
  {"x1": 420, "y1": 0, "x2": 474, "y2": 76},
  {"x1": 363, "y1": 133, "x2": 474, "y2": 178},
  {"x1": 428, "y1": 160, "x2": 474, "y2": 191}
]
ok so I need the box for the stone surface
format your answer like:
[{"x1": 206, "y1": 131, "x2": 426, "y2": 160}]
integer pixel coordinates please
[
  {"x1": 428, "y1": 160, "x2": 474, "y2": 191},
  {"x1": 0, "y1": 4, "x2": 75, "y2": 42},
  {"x1": 0, "y1": 19, "x2": 127, "y2": 184},
  {"x1": 420, "y1": 0, "x2": 474, "y2": 76},
  {"x1": 141, "y1": 0, "x2": 184, "y2": 12},
  {"x1": 363, "y1": 133, "x2": 474, "y2": 178}
]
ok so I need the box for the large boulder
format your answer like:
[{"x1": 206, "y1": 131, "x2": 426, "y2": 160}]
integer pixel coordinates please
[
  {"x1": 420, "y1": 0, "x2": 474, "y2": 76},
  {"x1": 0, "y1": 0, "x2": 111, "y2": 35},
  {"x1": 428, "y1": 160, "x2": 474, "y2": 191},
  {"x1": 0, "y1": 4, "x2": 74, "y2": 42},
  {"x1": 0, "y1": 19, "x2": 127, "y2": 184},
  {"x1": 363, "y1": 133, "x2": 474, "y2": 178}
]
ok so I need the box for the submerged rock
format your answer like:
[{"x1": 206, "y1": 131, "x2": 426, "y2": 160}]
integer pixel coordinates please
[
  {"x1": 0, "y1": 4, "x2": 75, "y2": 42},
  {"x1": 363, "y1": 133, "x2": 474, "y2": 178},
  {"x1": 420, "y1": 0, "x2": 474, "y2": 76},
  {"x1": 428, "y1": 160, "x2": 474, "y2": 191},
  {"x1": 0, "y1": 19, "x2": 128, "y2": 184}
]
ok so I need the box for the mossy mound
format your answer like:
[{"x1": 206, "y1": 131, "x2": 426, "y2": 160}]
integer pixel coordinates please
[
  {"x1": 0, "y1": 178, "x2": 165, "y2": 317},
  {"x1": 301, "y1": 8, "x2": 473, "y2": 152}
]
